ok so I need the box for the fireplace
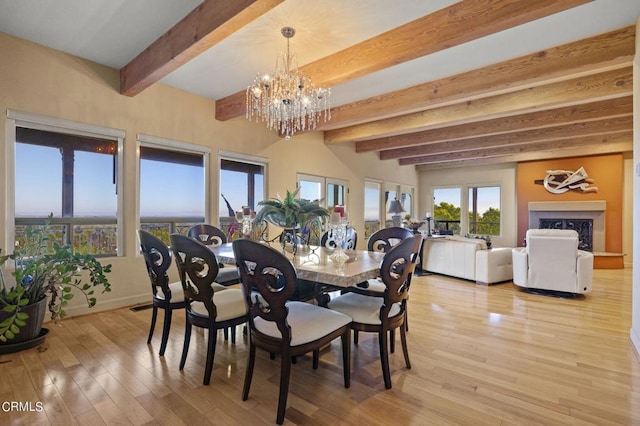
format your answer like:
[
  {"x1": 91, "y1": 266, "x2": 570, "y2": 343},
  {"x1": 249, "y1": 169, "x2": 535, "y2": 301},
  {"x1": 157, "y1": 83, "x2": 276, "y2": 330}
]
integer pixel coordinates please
[
  {"x1": 539, "y1": 218, "x2": 593, "y2": 251},
  {"x1": 528, "y1": 200, "x2": 605, "y2": 252}
]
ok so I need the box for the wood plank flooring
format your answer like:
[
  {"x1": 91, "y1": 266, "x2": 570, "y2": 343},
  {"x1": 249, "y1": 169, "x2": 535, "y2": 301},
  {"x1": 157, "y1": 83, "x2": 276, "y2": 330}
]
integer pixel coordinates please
[{"x1": 1, "y1": 269, "x2": 639, "y2": 425}]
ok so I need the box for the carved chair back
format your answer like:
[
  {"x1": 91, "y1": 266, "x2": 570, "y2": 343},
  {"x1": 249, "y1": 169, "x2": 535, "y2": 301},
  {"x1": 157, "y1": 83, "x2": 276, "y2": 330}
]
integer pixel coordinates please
[
  {"x1": 188, "y1": 224, "x2": 227, "y2": 247},
  {"x1": 367, "y1": 227, "x2": 413, "y2": 253}
]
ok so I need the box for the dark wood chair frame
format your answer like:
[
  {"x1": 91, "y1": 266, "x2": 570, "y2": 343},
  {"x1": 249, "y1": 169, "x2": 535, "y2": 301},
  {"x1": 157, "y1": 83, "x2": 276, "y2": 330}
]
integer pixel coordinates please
[
  {"x1": 169, "y1": 234, "x2": 248, "y2": 385},
  {"x1": 346, "y1": 226, "x2": 416, "y2": 342},
  {"x1": 320, "y1": 226, "x2": 358, "y2": 250},
  {"x1": 232, "y1": 239, "x2": 351, "y2": 425},
  {"x1": 367, "y1": 226, "x2": 414, "y2": 253},
  {"x1": 137, "y1": 230, "x2": 184, "y2": 357},
  {"x1": 332, "y1": 234, "x2": 421, "y2": 389}
]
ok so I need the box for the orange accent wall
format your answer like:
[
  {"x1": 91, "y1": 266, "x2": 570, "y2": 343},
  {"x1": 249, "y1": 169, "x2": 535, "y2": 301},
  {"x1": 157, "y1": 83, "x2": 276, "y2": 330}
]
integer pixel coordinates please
[{"x1": 516, "y1": 154, "x2": 623, "y2": 252}]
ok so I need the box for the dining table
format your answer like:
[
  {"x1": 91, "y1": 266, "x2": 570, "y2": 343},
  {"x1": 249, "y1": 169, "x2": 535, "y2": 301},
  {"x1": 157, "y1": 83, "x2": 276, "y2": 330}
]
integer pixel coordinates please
[{"x1": 209, "y1": 242, "x2": 384, "y2": 289}]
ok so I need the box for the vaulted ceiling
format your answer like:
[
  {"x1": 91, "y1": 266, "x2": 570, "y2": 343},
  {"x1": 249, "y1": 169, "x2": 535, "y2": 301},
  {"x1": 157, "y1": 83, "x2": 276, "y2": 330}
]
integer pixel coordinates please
[{"x1": 1, "y1": 0, "x2": 637, "y2": 170}]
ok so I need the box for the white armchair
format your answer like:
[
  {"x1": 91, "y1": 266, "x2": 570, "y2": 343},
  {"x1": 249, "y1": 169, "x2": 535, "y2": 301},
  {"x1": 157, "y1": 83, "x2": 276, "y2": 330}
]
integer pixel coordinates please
[{"x1": 512, "y1": 229, "x2": 593, "y2": 294}]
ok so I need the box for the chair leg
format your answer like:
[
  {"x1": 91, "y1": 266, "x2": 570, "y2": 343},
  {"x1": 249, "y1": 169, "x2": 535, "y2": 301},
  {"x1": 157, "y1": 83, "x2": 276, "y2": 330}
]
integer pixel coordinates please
[
  {"x1": 405, "y1": 305, "x2": 409, "y2": 332},
  {"x1": 147, "y1": 306, "x2": 158, "y2": 344},
  {"x1": 223, "y1": 327, "x2": 229, "y2": 341},
  {"x1": 389, "y1": 329, "x2": 395, "y2": 354},
  {"x1": 231, "y1": 326, "x2": 237, "y2": 344},
  {"x1": 379, "y1": 330, "x2": 392, "y2": 389},
  {"x1": 242, "y1": 342, "x2": 256, "y2": 401},
  {"x1": 276, "y1": 352, "x2": 292, "y2": 425},
  {"x1": 159, "y1": 308, "x2": 172, "y2": 356},
  {"x1": 312, "y1": 349, "x2": 319, "y2": 369},
  {"x1": 400, "y1": 321, "x2": 411, "y2": 369},
  {"x1": 203, "y1": 326, "x2": 218, "y2": 385},
  {"x1": 354, "y1": 330, "x2": 359, "y2": 345},
  {"x1": 179, "y1": 320, "x2": 192, "y2": 370},
  {"x1": 341, "y1": 329, "x2": 351, "y2": 388}
]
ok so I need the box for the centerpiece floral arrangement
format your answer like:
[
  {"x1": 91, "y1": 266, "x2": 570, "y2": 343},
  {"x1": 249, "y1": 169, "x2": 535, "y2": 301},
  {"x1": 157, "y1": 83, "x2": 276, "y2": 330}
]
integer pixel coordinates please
[
  {"x1": 0, "y1": 217, "x2": 112, "y2": 342},
  {"x1": 254, "y1": 187, "x2": 330, "y2": 248}
]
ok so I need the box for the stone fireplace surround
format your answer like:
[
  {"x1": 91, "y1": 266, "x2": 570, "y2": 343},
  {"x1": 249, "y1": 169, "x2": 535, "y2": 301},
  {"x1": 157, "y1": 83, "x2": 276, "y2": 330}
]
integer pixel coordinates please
[{"x1": 528, "y1": 200, "x2": 606, "y2": 252}]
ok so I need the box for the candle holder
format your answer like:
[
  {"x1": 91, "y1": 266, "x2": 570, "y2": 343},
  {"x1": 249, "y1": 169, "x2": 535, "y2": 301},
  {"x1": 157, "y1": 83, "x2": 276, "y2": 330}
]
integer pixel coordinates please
[{"x1": 424, "y1": 216, "x2": 433, "y2": 237}]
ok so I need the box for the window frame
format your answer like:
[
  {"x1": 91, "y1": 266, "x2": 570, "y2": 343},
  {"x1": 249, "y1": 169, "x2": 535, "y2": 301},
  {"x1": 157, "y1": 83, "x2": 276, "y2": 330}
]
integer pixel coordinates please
[
  {"x1": 467, "y1": 184, "x2": 502, "y2": 236},
  {"x1": 6, "y1": 110, "x2": 125, "y2": 257},
  {"x1": 296, "y1": 173, "x2": 348, "y2": 211},
  {"x1": 136, "y1": 134, "x2": 210, "y2": 240},
  {"x1": 218, "y1": 150, "x2": 268, "y2": 225}
]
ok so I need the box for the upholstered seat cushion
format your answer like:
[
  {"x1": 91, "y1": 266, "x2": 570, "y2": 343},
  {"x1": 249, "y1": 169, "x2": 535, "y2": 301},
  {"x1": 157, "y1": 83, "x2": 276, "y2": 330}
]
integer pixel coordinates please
[
  {"x1": 253, "y1": 301, "x2": 351, "y2": 347},
  {"x1": 363, "y1": 278, "x2": 386, "y2": 293},
  {"x1": 190, "y1": 288, "x2": 247, "y2": 321},
  {"x1": 156, "y1": 281, "x2": 227, "y2": 301},
  {"x1": 328, "y1": 292, "x2": 401, "y2": 325}
]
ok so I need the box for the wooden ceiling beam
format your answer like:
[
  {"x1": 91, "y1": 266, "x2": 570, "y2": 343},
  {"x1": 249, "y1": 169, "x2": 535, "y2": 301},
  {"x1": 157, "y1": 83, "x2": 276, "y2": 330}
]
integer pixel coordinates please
[
  {"x1": 325, "y1": 67, "x2": 632, "y2": 143},
  {"x1": 380, "y1": 116, "x2": 632, "y2": 160},
  {"x1": 328, "y1": 25, "x2": 635, "y2": 131},
  {"x1": 399, "y1": 131, "x2": 632, "y2": 165},
  {"x1": 356, "y1": 96, "x2": 632, "y2": 153},
  {"x1": 119, "y1": 0, "x2": 283, "y2": 96},
  {"x1": 415, "y1": 141, "x2": 633, "y2": 170},
  {"x1": 215, "y1": 0, "x2": 592, "y2": 121}
]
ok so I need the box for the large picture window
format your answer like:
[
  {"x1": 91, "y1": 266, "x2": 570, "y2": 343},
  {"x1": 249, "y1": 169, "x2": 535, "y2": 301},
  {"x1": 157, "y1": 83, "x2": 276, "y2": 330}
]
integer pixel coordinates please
[
  {"x1": 138, "y1": 135, "x2": 208, "y2": 244},
  {"x1": 433, "y1": 187, "x2": 461, "y2": 234},
  {"x1": 219, "y1": 153, "x2": 266, "y2": 237},
  {"x1": 8, "y1": 111, "x2": 124, "y2": 257},
  {"x1": 468, "y1": 186, "x2": 501, "y2": 235}
]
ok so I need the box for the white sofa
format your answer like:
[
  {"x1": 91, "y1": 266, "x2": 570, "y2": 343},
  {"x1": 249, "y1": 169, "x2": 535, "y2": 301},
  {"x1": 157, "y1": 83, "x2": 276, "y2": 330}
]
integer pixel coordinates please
[
  {"x1": 512, "y1": 229, "x2": 593, "y2": 294},
  {"x1": 421, "y1": 235, "x2": 513, "y2": 285}
]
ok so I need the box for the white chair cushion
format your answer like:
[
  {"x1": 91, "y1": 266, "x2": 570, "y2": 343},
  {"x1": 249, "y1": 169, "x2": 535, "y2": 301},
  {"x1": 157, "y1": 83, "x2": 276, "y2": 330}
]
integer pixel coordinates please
[
  {"x1": 157, "y1": 281, "x2": 227, "y2": 300},
  {"x1": 190, "y1": 288, "x2": 247, "y2": 322},
  {"x1": 253, "y1": 301, "x2": 351, "y2": 347},
  {"x1": 155, "y1": 281, "x2": 184, "y2": 301},
  {"x1": 328, "y1": 292, "x2": 401, "y2": 325},
  {"x1": 363, "y1": 278, "x2": 386, "y2": 293}
]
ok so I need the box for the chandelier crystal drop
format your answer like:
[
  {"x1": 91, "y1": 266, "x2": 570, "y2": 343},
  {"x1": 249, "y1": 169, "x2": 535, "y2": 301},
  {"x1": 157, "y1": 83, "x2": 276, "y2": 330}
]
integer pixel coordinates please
[{"x1": 246, "y1": 27, "x2": 331, "y2": 139}]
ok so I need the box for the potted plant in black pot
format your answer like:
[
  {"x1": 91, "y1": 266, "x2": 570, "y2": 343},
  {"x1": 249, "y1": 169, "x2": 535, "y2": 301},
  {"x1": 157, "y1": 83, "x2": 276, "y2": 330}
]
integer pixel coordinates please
[{"x1": 0, "y1": 217, "x2": 111, "y2": 352}]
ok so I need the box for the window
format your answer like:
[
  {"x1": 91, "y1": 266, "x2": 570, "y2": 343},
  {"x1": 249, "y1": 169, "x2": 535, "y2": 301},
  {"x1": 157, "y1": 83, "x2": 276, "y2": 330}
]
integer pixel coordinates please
[
  {"x1": 384, "y1": 188, "x2": 398, "y2": 227},
  {"x1": 468, "y1": 186, "x2": 501, "y2": 236},
  {"x1": 219, "y1": 153, "x2": 266, "y2": 237},
  {"x1": 138, "y1": 135, "x2": 208, "y2": 243},
  {"x1": 297, "y1": 174, "x2": 347, "y2": 211},
  {"x1": 364, "y1": 181, "x2": 381, "y2": 239},
  {"x1": 433, "y1": 187, "x2": 461, "y2": 234},
  {"x1": 8, "y1": 111, "x2": 124, "y2": 256}
]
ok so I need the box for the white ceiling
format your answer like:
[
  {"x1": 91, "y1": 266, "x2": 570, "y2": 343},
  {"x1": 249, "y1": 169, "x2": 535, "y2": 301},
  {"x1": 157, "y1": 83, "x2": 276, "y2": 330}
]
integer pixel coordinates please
[{"x1": 1, "y1": 0, "x2": 639, "y2": 109}]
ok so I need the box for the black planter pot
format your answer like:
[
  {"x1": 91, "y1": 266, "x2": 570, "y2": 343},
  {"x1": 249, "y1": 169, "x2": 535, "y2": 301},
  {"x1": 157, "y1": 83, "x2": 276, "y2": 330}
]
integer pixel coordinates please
[{"x1": 0, "y1": 296, "x2": 48, "y2": 352}]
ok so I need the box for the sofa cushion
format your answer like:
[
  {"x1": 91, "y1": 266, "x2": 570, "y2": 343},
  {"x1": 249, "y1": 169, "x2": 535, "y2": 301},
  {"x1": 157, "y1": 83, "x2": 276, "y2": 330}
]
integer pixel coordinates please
[{"x1": 446, "y1": 235, "x2": 487, "y2": 250}]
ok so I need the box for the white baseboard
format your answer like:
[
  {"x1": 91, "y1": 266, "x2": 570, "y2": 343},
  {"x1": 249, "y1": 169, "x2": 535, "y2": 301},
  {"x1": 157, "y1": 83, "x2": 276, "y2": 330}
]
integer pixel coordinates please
[{"x1": 42, "y1": 293, "x2": 151, "y2": 324}]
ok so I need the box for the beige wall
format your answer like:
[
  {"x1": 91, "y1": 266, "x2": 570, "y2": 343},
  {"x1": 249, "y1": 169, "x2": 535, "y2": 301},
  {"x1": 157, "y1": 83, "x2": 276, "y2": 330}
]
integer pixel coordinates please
[{"x1": 0, "y1": 32, "x2": 418, "y2": 317}]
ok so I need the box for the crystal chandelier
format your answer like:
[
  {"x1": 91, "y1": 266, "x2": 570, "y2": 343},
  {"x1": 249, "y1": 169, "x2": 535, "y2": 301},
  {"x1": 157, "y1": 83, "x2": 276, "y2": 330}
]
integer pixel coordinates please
[{"x1": 246, "y1": 27, "x2": 331, "y2": 139}]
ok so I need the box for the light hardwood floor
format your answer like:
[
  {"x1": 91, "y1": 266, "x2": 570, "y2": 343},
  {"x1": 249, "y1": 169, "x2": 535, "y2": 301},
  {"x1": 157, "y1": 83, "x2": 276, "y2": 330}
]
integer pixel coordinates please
[{"x1": 1, "y1": 269, "x2": 639, "y2": 425}]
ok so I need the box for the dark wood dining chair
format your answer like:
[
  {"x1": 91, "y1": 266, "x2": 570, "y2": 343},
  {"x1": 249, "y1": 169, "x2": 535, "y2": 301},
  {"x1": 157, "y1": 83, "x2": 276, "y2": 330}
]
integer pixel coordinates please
[
  {"x1": 320, "y1": 226, "x2": 358, "y2": 249},
  {"x1": 232, "y1": 239, "x2": 352, "y2": 425},
  {"x1": 138, "y1": 229, "x2": 225, "y2": 357},
  {"x1": 187, "y1": 223, "x2": 240, "y2": 286},
  {"x1": 367, "y1": 226, "x2": 413, "y2": 253},
  {"x1": 328, "y1": 234, "x2": 421, "y2": 389},
  {"x1": 350, "y1": 226, "x2": 416, "y2": 336},
  {"x1": 169, "y1": 234, "x2": 248, "y2": 385}
]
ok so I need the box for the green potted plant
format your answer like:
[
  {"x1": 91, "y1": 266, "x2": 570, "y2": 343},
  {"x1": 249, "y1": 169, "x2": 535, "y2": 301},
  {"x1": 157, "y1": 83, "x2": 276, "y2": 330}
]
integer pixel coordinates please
[
  {"x1": 0, "y1": 217, "x2": 112, "y2": 347},
  {"x1": 254, "y1": 187, "x2": 330, "y2": 251}
]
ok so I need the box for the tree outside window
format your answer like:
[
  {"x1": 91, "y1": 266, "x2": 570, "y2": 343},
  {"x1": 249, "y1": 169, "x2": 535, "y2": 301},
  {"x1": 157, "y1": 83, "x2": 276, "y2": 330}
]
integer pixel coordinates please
[{"x1": 468, "y1": 186, "x2": 501, "y2": 236}]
